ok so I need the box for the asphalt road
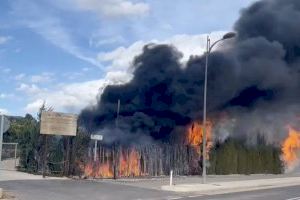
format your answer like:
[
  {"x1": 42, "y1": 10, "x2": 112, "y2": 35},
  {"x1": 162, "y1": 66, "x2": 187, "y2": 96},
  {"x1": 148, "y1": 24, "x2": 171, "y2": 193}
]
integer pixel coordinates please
[
  {"x1": 1, "y1": 179, "x2": 174, "y2": 200},
  {"x1": 1, "y1": 179, "x2": 300, "y2": 200},
  {"x1": 185, "y1": 186, "x2": 300, "y2": 200}
]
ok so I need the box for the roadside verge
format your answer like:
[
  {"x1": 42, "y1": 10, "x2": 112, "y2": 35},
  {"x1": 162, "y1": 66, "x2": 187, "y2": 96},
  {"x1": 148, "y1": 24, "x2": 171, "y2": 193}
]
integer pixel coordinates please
[{"x1": 161, "y1": 177, "x2": 300, "y2": 194}]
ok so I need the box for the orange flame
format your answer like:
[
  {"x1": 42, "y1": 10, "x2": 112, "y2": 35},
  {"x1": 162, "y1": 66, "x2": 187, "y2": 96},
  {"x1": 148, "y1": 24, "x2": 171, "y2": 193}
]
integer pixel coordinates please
[
  {"x1": 282, "y1": 126, "x2": 300, "y2": 168},
  {"x1": 186, "y1": 121, "x2": 213, "y2": 158},
  {"x1": 81, "y1": 149, "x2": 141, "y2": 178},
  {"x1": 119, "y1": 149, "x2": 140, "y2": 177},
  {"x1": 80, "y1": 162, "x2": 114, "y2": 178},
  {"x1": 82, "y1": 162, "x2": 94, "y2": 177},
  {"x1": 97, "y1": 163, "x2": 113, "y2": 178}
]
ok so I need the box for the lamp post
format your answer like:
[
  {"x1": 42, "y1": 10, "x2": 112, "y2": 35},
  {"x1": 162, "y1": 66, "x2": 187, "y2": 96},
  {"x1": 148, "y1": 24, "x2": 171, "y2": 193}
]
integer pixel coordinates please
[{"x1": 202, "y1": 32, "x2": 236, "y2": 184}]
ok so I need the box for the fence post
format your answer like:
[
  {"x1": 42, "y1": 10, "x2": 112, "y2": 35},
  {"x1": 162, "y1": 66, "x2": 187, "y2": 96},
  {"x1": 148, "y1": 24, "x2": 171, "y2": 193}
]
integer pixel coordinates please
[
  {"x1": 42, "y1": 135, "x2": 48, "y2": 178},
  {"x1": 170, "y1": 170, "x2": 173, "y2": 186},
  {"x1": 14, "y1": 143, "x2": 18, "y2": 168}
]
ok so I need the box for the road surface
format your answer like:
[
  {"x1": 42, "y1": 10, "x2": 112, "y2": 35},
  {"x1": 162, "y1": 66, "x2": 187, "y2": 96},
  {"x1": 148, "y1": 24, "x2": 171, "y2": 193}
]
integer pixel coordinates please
[
  {"x1": 1, "y1": 178, "x2": 300, "y2": 200},
  {"x1": 184, "y1": 186, "x2": 300, "y2": 200}
]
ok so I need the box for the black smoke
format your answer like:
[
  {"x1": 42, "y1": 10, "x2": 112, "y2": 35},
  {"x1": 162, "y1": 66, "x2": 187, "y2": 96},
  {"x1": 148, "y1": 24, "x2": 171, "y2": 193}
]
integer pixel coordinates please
[{"x1": 80, "y1": 0, "x2": 300, "y2": 145}]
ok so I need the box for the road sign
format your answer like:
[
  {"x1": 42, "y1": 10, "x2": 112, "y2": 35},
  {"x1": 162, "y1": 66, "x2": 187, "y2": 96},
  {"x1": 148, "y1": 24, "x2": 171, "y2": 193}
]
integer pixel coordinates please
[
  {"x1": 40, "y1": 111, "x2": 78, "y2": 136},
  {"x1": 91, "y1": 134, "x2": 103, "y2": 141},
  {"x1": 91, "y1": 134, "x2": 103, "y2": 161}
]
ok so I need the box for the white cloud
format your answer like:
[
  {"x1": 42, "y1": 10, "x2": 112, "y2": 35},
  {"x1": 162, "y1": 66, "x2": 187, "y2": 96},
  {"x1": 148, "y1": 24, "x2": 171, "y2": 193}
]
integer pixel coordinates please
[
  {"x1": 89, "y1": 35, "x2": 126, "y2": 48},
  {"x1": 0, "y1": 67, "x2": 11, "y2": 73},
  {"x1": 24, "y1": 32, "x2": 228, "y2": 115},
  {"x1": 25, "y1": 99, "x2": 45, "y2": 114},
  {"x1": 17, "y1": 83, "x2": 43, "y2": 95},
  {"x1": 62, "y1": 72, "x2": 84, "y2": 80},
  {"x1": 98, "y1": 40, "x2": 145, "y2": 71},
  {"x1": 30, "y1": 72, "x2": 54, "y2": 83},
  {"x1": 82, "y1": 67, "x2": 91, "y2": 72},
  {"x1": 14, "y1": 73, "x2": 26, "y2": 81},
  {"x1": 24, "y1": 71, "x2": 132, "y2": 114},
  {"x1": 0, "y1": 36, "x2": 12, "y2": 45},
  {"x1": 0, "y1": 108, "x2": 9, "y2": 115},
  {"x1": 0, "y1": 93, "x2": 14, "y2": 99},
  {"x1": 12, "y1": 1, "x2": 101, "y2": 68},
  {"x1": 75, "y1": 0, "x2": 149, "y2": 18},
  {"x1": 25, "y1": 17, "x2": 100, "y2": 67},
  {"x1": 0, "y1": 93, "x2": 6, "y2": 99},
  {"x1": 97, "y1": 31, "x2": 227, "y2": 71}
]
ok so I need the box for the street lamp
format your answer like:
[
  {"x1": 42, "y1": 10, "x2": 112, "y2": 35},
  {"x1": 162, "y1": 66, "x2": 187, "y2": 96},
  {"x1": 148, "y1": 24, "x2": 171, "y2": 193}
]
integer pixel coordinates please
[{"x1": 202, "y1": 32, "x2": 236, "y2": 184}]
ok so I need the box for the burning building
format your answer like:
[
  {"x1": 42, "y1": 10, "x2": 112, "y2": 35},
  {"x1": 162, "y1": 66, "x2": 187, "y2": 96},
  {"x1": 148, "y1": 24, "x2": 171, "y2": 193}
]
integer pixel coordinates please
[{"x1": 79, "y1": 0, "x2": 300, "y2": 177}]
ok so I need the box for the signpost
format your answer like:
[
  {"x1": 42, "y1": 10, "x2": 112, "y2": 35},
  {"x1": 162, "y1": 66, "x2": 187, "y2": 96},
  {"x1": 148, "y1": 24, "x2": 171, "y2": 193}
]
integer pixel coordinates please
[
  {"x1": 40, "y1": 111, "x2": 78, "y2": 177},
  {"x1": 0, "y1": 115, "x2": 10, "y2": 162},
  {"x1": 40, "y1": 111, "x2": 78, "y2": 136},
  {"x1": 91, "y1": 134, "x2": 103, "y2": 162}
]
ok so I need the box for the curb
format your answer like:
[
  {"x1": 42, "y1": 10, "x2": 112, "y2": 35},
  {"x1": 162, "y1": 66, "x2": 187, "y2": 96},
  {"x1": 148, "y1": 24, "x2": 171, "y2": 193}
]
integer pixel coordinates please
[{"x1": 161, "y1": 178, "x2": 300, "y2": 194}]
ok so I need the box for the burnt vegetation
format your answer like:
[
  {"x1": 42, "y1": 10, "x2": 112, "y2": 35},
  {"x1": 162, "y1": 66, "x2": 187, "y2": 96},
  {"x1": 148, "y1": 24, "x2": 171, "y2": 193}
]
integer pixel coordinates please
[{"x1": 5, "y1": 117, "x2": 284, "y2": 176}]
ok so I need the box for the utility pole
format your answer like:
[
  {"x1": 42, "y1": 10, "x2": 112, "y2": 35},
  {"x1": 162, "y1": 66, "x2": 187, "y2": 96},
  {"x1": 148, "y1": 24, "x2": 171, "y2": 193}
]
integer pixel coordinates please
[
  {"x1": 116, "y1": 99, "x2": 120, "y2": 128},
  {"x1": 113, "y1": 99, "x2": 120, "y2": 180}
]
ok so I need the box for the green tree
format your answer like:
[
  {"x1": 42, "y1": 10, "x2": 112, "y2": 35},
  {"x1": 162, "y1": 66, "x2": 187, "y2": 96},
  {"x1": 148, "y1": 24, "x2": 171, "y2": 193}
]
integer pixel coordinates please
[{"x1": 210, "y1": 138, "x2": 283, "y2": 175}]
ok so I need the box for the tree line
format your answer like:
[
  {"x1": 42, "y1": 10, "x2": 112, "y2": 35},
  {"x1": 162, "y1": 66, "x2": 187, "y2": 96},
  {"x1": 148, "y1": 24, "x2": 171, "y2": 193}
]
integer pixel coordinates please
[
  {"x1": 208, "y1": 138, "x2": 283, "y2": 175},
  {"x1": 4, "y1": 111, "x2": 284, "y2": 176}
]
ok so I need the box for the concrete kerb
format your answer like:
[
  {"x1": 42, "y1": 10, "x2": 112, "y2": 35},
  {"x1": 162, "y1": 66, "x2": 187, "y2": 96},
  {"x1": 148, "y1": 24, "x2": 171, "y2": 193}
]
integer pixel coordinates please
[
  {"x1": 161, "y1": 177, "x2": 300, "y2": 194},
  {"x1": 0, "y1": 188, "x2": 2, "y2": 199}
]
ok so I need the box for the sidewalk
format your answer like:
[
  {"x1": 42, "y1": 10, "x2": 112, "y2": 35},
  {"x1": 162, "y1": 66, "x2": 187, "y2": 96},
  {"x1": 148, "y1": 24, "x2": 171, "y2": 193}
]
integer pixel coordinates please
[
  {"x1": 93, "y1": 174, "x2": 300, "y2": 190},
  {"x1": 0, "y1": 170, "x2": 67, "y2": 181},
  {"x1": 0, "y1": 170, "x2": 68, "y2": 199},
  {"x1": 161, "y1": 176, "x2": 300, "y2": 194},
  {"x1": 0, "y1": 159, "x2": 19, "y2": 171}
]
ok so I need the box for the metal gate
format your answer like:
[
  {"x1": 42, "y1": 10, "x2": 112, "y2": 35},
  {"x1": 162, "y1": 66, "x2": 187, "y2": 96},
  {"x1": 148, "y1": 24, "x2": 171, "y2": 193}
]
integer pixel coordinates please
[{"x1": 0, "y1": 142, "x2": 19, "y2": 170}]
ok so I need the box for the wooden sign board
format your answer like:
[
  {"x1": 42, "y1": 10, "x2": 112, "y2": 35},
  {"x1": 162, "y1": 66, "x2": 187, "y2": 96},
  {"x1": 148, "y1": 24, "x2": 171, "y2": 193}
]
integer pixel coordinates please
[{"x1": 40, "y1": 111, "x2": 77, "y2": 136}]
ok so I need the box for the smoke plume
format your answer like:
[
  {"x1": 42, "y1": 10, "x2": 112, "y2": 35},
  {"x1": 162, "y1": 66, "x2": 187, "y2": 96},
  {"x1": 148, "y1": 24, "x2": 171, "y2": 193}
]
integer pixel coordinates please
[{"x1": 80, "y1": 0, "x2": 300, "y2": 145}]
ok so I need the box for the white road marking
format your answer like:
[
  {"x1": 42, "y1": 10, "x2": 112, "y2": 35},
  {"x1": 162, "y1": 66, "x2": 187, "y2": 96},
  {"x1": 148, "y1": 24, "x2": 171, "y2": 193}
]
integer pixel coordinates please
[
  {"x1": 134, "y1": 196, "x2": 184, "y2": 200},
  {"x1": 286, "y1": 197, "x2": 300, "y2": 200},
  {"x1": 165, "y1": 196, "x2": 183, "y2": 200}
]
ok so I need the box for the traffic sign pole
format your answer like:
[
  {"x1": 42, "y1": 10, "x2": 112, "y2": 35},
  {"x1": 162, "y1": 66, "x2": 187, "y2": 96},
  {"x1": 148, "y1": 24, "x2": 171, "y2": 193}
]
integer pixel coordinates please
[
  {"x1": 94, "y1": 140, "x2": 98, "y2": 162},
  {"x1": 91, "y1": 134, "x2": 102, "y2": 162}
]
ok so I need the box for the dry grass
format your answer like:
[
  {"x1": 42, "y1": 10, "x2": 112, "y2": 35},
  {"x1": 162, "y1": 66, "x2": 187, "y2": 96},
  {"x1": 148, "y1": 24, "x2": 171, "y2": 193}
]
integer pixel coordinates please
[{"x1": 1, "y1": 192, "x2": 16, "y2": 200}]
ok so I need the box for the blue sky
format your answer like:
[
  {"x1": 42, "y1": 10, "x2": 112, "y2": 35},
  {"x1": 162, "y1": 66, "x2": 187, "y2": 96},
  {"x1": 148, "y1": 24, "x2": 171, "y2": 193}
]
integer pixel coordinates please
[{"x1": 0, "y1": 0, "x2": 256, "y2": 116}]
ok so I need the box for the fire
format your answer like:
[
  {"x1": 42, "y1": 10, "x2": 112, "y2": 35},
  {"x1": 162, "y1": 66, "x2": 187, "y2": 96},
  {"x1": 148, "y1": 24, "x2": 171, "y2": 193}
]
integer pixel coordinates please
[
  {"x1": 186, "y1": 121, "x2": 213, "y2": 158},
  {"x1": 119, "y1": 149, "x2": 140, "y2": 177},
  {"x1": 80, "y1": 121, "x2": 216, "y2": 178},
  {"x1": 82, "y1": 162, "x2": 94, "y2": 177},
  {"x1": 80, "y1": 162, "x2": 113, "y2": 178},
  {"x1": 282, "y1": 126, "x2": 300, "y2": 168},
  {"x1": 97, "y1": 163, "x2": 113, "y2": 178}
]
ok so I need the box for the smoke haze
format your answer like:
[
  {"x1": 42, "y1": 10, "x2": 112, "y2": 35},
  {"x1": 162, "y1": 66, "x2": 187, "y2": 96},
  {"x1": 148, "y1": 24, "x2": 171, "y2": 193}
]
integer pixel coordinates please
[{"x1": 80, "y1": 0, "x2": 300, "y2": 145}]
